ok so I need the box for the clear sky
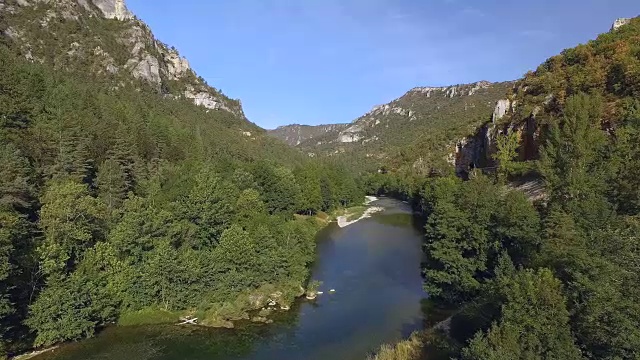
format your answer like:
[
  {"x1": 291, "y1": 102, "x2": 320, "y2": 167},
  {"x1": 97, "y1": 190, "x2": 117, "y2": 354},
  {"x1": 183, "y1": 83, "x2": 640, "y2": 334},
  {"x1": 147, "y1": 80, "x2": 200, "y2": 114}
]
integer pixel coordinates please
[{"x1": 127, "y1": 0, "x2": 638, "y2": 129}]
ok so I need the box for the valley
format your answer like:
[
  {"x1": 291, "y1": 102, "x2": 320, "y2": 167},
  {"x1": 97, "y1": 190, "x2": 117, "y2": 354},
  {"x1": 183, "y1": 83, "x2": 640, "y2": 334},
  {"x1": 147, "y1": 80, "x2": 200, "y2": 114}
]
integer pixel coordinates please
[{"x1": 1, "y1": 1, "x2": 639, "y2": 359}]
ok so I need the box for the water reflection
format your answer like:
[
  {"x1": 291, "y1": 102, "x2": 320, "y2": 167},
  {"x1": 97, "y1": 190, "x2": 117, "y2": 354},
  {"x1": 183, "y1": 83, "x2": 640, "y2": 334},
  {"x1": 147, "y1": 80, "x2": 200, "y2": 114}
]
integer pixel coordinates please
[{"x1": 35, "y1": 199, "x2": 428, "y2": 360}]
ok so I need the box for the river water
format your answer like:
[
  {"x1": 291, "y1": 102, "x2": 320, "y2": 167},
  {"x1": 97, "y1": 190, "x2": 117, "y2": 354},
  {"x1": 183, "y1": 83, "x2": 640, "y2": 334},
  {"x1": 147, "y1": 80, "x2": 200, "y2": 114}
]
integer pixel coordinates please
[{"x1": 33, "y1": 198, "x2": 428, "y2": 360}]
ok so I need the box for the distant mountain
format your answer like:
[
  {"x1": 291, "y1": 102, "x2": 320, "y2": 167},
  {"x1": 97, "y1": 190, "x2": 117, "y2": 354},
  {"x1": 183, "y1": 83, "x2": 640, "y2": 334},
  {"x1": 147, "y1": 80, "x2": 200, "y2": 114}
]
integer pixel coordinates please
[
  {"x1": 268, "y1": 123, "x2": 348, "y2": 147},
  {"x1": 270, "y1": 81, "x2": 513, "y2": 174}
]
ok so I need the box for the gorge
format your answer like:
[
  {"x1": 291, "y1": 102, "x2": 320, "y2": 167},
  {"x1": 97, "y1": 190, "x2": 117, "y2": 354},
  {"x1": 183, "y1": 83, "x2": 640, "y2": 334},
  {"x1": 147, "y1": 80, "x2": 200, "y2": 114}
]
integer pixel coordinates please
[{"x1": 1, "y1": 1, "x2": 640, "y2": 359}]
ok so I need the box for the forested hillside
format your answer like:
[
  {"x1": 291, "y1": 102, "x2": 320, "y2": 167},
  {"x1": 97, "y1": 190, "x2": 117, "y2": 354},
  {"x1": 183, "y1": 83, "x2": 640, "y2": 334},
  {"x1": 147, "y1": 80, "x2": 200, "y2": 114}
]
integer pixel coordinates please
[
  {"x1": 368, "y1": 17, "x2": 640, "y2": 360},
  {"x1": 270, "y1": 81, "x2": 512, "y2": 175},
  {"x1": 268, "y1": 123, "x2": 348, "y2": 147},
  {"x1": 0, "y1": 0, "x2": 364, "y2": 357}
]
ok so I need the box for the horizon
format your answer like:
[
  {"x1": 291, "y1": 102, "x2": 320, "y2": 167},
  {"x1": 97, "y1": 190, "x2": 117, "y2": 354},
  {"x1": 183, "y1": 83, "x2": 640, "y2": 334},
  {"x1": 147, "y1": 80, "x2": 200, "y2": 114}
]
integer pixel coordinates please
[{"x1": 126, "y1": 0, "x2": 638, "y2": 129}]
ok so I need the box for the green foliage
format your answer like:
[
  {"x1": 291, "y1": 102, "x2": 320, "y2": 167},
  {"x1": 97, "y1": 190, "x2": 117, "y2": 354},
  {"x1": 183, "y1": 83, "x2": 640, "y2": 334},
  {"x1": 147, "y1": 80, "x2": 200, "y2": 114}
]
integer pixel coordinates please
[
  {"x1": 177, "y1": 167, "x2": 236, "y2": 248},
  {"x1": 422, "y1": 175, "x2": 540, "y2": 303},
  {"x1": 116, "y1": 308, "x2": 181, "y2": 327},
  {"x1": 462, "y1": 269, "x2": 581, "y2": 360},
  {"x1": 539, "y1": 94, "x2": 613, "y2": 228},
  {"x1": 95, "y1": 159, "x2": 128, "y2": 213},
  {"x1": 0, "y1": 40, "x2": 365, "y2": 352},
  {"x1": 493, "y1": 131, "x2": 520, "y2": 182},
  {"x1": 38, "y1": 180, "x2": 107, "y2": 277}
]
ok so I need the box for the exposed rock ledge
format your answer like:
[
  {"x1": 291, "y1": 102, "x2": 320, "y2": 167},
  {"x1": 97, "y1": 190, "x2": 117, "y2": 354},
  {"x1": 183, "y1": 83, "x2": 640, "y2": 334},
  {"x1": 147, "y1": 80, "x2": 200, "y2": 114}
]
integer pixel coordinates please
[{"x1": 612, "y1": 18, "x2": 632, "y2": 31}]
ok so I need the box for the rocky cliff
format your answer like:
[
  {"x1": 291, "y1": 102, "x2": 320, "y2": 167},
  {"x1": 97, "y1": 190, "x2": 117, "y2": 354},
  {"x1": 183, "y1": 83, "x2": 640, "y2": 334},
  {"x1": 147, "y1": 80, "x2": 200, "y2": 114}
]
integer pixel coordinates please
[
  {"x1": 0, "y1": 0, "x2": 246, "y2": 119},
  {"x1": 449, "y1": 17, "x2": 640, "y2": 178}
]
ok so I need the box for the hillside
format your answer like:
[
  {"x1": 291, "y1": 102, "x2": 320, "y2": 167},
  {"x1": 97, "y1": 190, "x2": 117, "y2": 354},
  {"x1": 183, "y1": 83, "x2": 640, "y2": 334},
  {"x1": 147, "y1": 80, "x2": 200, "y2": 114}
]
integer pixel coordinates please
[
  {"x1": 1, "y1": 0, "x2": 246, "y2": 119},
  {"x1": 367, "y1": 17, "x2": 640, "y2": 360},
  {"x1": 0, "y1": 0, "x2": 365, "y2": 356},
  {"x1": 270, "y1": 81, "x2": 513, "y2": 175},
  {"x1": 485, "y1": 16, "x2": 640, "y2": 164},
  {"x1": 268, "y1": 123, "x2": 348, "y2": 147}
]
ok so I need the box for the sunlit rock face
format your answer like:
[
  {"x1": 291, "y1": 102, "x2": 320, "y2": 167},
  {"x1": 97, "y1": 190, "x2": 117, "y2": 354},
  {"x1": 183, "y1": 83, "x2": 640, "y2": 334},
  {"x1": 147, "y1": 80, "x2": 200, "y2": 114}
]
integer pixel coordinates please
[
  {"x1": 90, "y1": 0, "x2": 132, "y2": 20},
  {"x1": 7, "y1": 0, "x2": 247, "y2": 119},
  {"x1": 612, "y1": 18, "x2": 632, "y2": 31}
]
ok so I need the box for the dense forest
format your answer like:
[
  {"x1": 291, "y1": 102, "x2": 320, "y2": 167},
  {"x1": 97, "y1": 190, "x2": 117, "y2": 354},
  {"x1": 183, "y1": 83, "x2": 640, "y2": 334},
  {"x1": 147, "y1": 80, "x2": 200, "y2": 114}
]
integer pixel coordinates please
[
  {"x1": 368, "y1": 17, "x2": 640, "y2": 360},
  {"x1": 0, "y1": 42, "x2": 364, "y2": 357}
]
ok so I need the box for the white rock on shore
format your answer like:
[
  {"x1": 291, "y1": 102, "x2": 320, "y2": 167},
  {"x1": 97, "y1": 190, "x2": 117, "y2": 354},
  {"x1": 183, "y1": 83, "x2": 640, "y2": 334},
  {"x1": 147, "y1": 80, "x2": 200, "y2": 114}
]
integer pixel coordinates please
[
  {"x1": 364, "y1": 196, "x2": 378, "y2": 205},
  {"x1": 337, "y1": 206, "x2": 384, "y2": 228}
]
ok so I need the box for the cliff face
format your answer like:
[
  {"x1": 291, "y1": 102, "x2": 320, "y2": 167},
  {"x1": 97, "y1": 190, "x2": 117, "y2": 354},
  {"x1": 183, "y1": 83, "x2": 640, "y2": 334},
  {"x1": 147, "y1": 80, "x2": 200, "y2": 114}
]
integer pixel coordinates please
[
  {"x1": 0, "y1": 0, "x2": 246, "y2": 119},
  {"x1": 446, "y1": 16, "x2": 640, "y2": 180},
  {"x1": 472, "y1": 16, "x2": 640, "y2": 174}
]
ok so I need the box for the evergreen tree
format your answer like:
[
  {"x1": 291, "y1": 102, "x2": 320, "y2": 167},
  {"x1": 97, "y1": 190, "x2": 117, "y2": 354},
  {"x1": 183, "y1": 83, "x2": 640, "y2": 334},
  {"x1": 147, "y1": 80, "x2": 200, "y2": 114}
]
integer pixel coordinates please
[
  {"x1": 95, "y1": 159, "x2": 128, "y2": 213},
  {"x1": 493, "y1": 130, "x2": 520, "y2": 183},
  {"x1": 294, "y1": 165, "x2": 323, "y2": 215},
  {"x1": 0, "y1": 144, "x2": 34, "y2": 211},
  {"x1": 538, "y1": 93, "x2": 612, "y2": 230},
  {"x1": 234, "y1": 189, "x2": 268, "y2": 228},
  {"x1": 463, "y1": 269, "x2": 581, "y2": 360}
]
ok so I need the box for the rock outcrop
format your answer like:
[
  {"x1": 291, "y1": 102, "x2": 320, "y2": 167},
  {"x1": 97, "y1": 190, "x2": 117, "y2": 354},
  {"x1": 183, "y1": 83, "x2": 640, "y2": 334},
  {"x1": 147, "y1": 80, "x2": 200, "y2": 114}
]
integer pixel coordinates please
[
  {"x1": 128, "y1": 53, "x2": 161, "y2": 86},
  {"x1": 492, "y1": 99, "x2": 511, "y2": 122},
  {"x1": 447, "y1": 124, "x2": 491, "y2": 177},
  {"x1": 612, "y1": 18, "x2": 632, "y2": 31},
  {"x1": 338, "y1": 125, "x2": 364, "y2": 143},
  {"x1": 6, "y1": 0, "x2": 246, "y2": 119},
  {"x1": 90, "y1": 0, "x2": 132, "y2": 20},
  {"x1": 410, "y1": 81, "x2": 493, "y2": 98},
  {"x1": 165, "y1": 50, "x2": 191, "y2": 80}
]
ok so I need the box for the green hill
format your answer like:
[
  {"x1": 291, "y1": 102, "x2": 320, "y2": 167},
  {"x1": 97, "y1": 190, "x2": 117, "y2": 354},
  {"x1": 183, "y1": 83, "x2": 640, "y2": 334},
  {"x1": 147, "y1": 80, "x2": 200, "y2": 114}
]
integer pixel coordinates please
[{"x1": 0, "y1": 0, "x2": 363, "y2": 355}]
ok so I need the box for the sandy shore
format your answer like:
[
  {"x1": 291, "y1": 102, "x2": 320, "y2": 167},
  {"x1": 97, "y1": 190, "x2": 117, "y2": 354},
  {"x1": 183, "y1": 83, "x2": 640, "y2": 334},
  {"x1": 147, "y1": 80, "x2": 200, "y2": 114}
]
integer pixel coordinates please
[
  {"x1": 337, "y1": 206, "x2": 384, "y2": 228},
  {"x1": 364, "y1": 196, "x2": 378, "y2": 205}
]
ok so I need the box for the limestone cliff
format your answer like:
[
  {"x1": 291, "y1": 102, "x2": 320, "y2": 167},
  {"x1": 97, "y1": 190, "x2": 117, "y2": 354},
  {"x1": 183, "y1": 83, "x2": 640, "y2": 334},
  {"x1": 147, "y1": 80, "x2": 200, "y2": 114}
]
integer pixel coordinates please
[
  {"x1": 1, "y1": 0, "x2": 246, "y2": 119},
  {"x1": 469, "y1": 16, "x2": 640, "y2": 176}
]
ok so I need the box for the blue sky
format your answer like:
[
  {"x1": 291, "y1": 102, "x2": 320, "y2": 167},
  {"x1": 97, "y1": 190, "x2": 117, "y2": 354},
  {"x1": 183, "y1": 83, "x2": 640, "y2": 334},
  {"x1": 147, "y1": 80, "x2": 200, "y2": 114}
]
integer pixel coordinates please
[{"x1": 127, "y1": 0, "x2": 638, "y2": 129}]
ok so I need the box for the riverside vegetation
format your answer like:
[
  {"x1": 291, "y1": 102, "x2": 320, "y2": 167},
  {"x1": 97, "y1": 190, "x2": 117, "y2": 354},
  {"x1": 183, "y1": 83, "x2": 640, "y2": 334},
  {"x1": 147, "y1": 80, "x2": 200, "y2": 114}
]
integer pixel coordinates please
[
  {"x1": 0, "y1": 32, "x2": 365, "y2": 359},
  {"x1": 366, "y1": 17, "x2": 640, "y2": 360}
]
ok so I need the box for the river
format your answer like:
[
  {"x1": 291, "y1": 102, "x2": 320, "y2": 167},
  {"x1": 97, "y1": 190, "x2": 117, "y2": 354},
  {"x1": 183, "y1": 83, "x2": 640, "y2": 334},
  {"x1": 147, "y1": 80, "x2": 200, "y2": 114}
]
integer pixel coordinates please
[{"x1": 33, "y1": 198, "x2": 428, "y2": 360}]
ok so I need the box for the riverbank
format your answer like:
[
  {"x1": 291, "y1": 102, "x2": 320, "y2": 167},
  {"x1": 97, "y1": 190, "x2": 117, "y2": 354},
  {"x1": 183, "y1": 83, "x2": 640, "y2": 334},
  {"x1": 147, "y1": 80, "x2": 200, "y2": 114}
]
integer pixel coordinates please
[
  {"x1": 334, "y1": 196, "x2": 384, "y2": 228},
  {"x1": 367, "y1": 328, "x2": 455, "y2": 360},
  {"x1": 337, "y1": 206, "x2": 384, "y2": 228},
  {"x1": 367, "y1": 301, "x2": 464, "y2": 360}
]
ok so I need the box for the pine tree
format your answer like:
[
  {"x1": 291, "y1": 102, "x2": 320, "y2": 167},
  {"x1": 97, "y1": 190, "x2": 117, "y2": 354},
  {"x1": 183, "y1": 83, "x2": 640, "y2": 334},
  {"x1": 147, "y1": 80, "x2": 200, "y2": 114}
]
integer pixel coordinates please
[
  {"x1": 0, "y1": 143, "x2": 34, "y2": 211},
  {"x1": 295, "y1": 165, "x2": 322, "y2": 215},
  {"x1": 538, "y1": 93, "x2": 612, "y2": 230},
  {"x1": 95, "y1": 159, "x2": 128, "y2": 212},
  {"x1": 493, "y1": 130, "x2": 520, "y2": 183},
  {"x1": 463, "y1": 269, "x2": 581, "y2": 360}
]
